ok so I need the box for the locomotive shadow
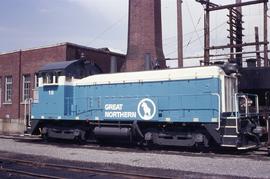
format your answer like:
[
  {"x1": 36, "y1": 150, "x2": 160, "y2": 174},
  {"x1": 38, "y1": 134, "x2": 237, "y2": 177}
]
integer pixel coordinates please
[{"x1": 10, "y1": 135, "x2": 268, "y2": 159}]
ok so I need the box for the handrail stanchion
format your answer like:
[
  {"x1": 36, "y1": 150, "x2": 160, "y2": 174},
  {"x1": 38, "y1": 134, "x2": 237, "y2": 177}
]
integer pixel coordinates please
[
  {"x1": 211, "y1": 93, "x2": 221, "y2": 130},
  {"x1": 235, "y1": 93, "x2": 240, "y2": 134}
]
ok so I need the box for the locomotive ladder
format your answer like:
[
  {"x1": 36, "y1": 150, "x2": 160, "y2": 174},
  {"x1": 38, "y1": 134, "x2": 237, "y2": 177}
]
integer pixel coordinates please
[
  {"x1": 220, "y1": 93, "x2": 259, "y2": 149},
  {"x1": 220, "y1": 116, "x2": 239, "y2": 147}
]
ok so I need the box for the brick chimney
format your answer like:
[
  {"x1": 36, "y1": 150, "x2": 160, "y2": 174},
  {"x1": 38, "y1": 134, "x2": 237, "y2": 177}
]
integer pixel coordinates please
[{"x1": 124, "y1": 0, "x2": 166, "y2": 71}]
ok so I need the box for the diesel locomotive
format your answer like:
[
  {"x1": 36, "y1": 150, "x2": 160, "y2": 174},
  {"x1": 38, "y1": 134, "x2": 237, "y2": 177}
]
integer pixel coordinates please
[{"x1": 30, "y1": 59, "x2": 265, "y2": 150}]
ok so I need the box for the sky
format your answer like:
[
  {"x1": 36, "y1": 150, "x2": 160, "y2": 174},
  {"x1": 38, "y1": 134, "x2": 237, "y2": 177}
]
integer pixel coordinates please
[{"x1": 0, "y1": 0, "x2": 268, "y2": 67}]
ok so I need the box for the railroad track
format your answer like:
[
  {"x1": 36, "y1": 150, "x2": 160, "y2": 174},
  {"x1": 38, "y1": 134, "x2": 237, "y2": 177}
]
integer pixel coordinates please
[
  {"x1": 0, "y1": 134, "x2": 268, "y2": 160},
  {"x1": 0, "y1": 156, "x2": 172, "y2": 179}
]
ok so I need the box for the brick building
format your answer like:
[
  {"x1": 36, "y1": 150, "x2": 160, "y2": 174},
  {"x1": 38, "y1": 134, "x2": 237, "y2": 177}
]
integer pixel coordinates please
[{"x1": 0, "y1": 42, "x2": 125, "y2": 133}]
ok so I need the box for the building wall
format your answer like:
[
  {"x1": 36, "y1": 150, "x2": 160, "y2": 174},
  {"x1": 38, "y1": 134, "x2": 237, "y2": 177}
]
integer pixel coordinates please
[
  {"x1": 66, "y1": 44, "x2": 125, "y2": 73},
  {"x1": 0, "y1": 43, "x2": 125, "y2": 132},
  {"x1": 0, "y1": 52, "x2": 20, "y2": 120},
  {"x1": 19, "y1": 45, "x2": 67, "y2": 119}
]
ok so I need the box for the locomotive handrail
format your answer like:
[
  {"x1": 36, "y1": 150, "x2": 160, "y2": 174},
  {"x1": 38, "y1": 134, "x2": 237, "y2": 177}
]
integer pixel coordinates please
[
  {"x1": 24, "y1": 98, "x2": 33, "y2": 128},
  {"x1": 234, "y1": 93, "x2": 240, "y2": 134},
  {"x1": 235, "y1": 93, "x2": 260, "y2": 116},
  {"x1": 211, "y1": 93, "x2": 221, "y2": 130},
  {"x1": 103, "y1": 93, "x2": 220, "y2": 99},
  {"x1": 234, "y1": 93, "x2": 260, "y2": 134}
]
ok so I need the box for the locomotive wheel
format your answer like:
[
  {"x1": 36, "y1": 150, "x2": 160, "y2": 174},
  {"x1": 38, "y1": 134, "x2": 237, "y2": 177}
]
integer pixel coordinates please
[
  {"x1": 74, "y1": 136, "x2": 84, "y2": 145},
  {"x1": 195, "y1": 142, "x2": 209, "y2": 153},
  {"x1": 41, "y1": 133, "x2": 49, "y2": 142}
]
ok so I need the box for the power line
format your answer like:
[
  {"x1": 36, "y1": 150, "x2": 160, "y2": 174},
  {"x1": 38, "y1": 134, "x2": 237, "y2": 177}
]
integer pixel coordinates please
[
  {"x1": 89, "y1": 15, "x2": 127, "y2": 45},
  {"x1": 184, "y1": 21, "x2": 227, "y2": 47},
  {"x1": 163, "y1": 28, "x2": 204, "y2": 47},
  {"x1": 185, "y1": 1, "x2": 204, "y2": 49},
  {"x1": 165, "y1": 21, "x2": 227, "y2": 57}
]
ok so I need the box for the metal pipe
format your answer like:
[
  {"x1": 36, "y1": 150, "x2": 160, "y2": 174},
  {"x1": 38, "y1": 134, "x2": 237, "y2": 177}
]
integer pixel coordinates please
[
  {"x1": 110, "y1": 56, "x2": 117, "y2": 73},
  {"x1": 24, "y1": 99, "x2": 27, "y2": 128},
  {"x1": 144, "y1": 53, "x2": 152, "y2": 70},
  {"x1": 18, "y1": 50, "x2": 22, "y2": 120}
]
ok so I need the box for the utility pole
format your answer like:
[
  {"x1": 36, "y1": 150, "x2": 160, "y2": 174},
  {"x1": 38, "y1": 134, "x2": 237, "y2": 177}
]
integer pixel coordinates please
[
  {"x1": 177, "y1": 0, "x2": 183, "y2": 68},
  {"x1": 235, "y1": 0, "x2": 243, "y2": 67},
  {"x1": 229, "y1": 9, "x2": 234, "y2": 61},
  {"x1": 204, "y1": 0, "x2": 210, "y2": 66},
  {"x1": 197, "y1": 0, "x2": 267, "y2": 66},
  {"x1": 255, "y1": 26, "x2": 261, "y2": 67},
  {"x1": 264, "y1": 1, "x2": 269, "y2": 67}
]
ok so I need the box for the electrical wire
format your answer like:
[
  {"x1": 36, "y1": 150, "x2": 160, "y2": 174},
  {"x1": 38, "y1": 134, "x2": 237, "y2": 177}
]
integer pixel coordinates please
[
  {"x1": 89, "y1": 14, "x2": 127, "y2": 45},
  {"x1": 165, "y1": 20, "x2": 227, "y2": 57},
  {"x1": 185, "y1": 20, "x2": 227, "y2": 47},
  {"x1": 185, "y1": 1, "x2": 204, "y2": 49}
]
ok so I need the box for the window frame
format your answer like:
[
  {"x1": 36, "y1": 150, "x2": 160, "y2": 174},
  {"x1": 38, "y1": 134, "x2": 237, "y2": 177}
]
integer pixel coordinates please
[
  {"x1": 22, "y1": 74, "x2": 31, "y2": 102},
  {"x1": 4, "y1": 76, "x2": 12, "y2": 103}
]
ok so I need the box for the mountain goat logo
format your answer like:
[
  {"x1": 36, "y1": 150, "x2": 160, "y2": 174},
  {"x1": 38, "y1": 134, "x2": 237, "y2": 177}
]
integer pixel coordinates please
[{"x1": 137, "y1": 98, "x2": 156, "y2": 120}]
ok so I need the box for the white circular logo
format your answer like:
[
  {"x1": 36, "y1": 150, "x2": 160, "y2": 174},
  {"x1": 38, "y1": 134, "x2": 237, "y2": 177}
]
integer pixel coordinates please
[{"x1": 137, "y1": 98, "x2": 156, "y2": 120}]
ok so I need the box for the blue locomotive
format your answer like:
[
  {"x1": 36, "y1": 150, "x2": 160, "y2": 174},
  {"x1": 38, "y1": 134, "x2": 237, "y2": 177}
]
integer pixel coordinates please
[{"x1": 30, "y1": 59, "x2": 263, "y2": 150}]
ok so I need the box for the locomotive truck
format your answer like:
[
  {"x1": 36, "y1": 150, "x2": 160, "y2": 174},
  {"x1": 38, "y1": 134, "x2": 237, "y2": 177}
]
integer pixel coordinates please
[{"x1": 30, "y1": 59, "x2": 265, "y2": 150}]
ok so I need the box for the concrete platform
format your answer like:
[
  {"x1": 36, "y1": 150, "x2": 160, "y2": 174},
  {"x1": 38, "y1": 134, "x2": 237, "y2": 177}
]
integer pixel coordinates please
[{"x1": 0, "y1": 119, "x2": 25, "y2": 134}]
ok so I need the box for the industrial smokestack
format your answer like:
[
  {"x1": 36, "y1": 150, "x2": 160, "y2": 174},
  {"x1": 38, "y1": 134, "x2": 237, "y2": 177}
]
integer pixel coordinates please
[{"x1": 125, "y1": 0, "x2": 166, "y2": 72}]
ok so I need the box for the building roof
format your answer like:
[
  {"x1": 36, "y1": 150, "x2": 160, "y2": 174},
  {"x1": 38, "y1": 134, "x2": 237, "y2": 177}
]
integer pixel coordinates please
[
  {"x1": 0, "y1": 42, "x2": 125, "y2": 57},
  {"x1": 39, "y1": 59, "x2": 79, "y2": 72}
]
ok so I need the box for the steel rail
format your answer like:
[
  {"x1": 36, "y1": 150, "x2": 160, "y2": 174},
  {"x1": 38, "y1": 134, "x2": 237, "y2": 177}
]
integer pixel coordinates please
[
  {"x1": 0, "y1": 157, "x2": 172, "y2": 179},
  {"x1": 0, "y1": 167, "x2": 65, "y2": 179}
]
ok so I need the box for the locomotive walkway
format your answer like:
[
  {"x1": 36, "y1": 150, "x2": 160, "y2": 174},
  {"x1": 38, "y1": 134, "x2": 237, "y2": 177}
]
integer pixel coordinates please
[{"x1": 0, "y1": 135, "x2": 269, "y2": 178}]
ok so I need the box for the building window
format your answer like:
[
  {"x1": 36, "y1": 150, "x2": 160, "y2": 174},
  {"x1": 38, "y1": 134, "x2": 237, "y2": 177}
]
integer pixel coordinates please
[
  {"x1": 22, "y1": 75, "x2": 31, "y2": 101},
  {"x1": 5, "y1": 76, "x2": 12, "y2": 103}
]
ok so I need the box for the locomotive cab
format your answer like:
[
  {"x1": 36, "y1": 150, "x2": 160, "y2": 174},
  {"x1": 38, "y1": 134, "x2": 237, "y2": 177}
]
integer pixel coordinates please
[
  {"x1": 30, "y1": 59, "x2": 102, "y2": 135},
  {"x1": 38, "y1": 59, "x2": 102, "y2": 86}
]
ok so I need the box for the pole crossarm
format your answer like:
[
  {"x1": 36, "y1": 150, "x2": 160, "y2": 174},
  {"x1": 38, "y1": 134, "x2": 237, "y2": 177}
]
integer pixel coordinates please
[
  {"x1": 195, "y1": 0, "x2": 218, "y2": 8},
  {"x1": 207, "y1": 0, "x2": 268, "y2": 11},
  {"x1": 207, "y1": 42, "x2": 268, "y2": 50}
]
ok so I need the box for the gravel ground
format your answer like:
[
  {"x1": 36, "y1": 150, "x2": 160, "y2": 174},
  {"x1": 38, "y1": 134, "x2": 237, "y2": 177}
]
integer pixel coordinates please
[{"x1": 0, "y1": 137, "x2": 269, "y2": 178}]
